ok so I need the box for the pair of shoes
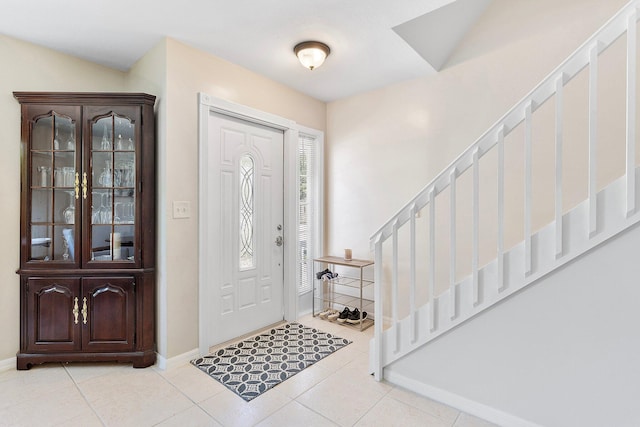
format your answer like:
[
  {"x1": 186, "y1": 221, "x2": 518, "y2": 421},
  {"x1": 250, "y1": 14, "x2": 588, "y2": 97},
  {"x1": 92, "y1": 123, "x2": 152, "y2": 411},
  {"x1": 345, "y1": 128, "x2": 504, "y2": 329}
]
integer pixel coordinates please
[
  {"x1": 336, "y1": 307, "x2": 368, "y2": 324},
  {"x1": 316, "y1": 269, "x2": 330, "y2": 279},
  {"x1": 321, "y1": 271, "x2": 338, "y2": 281},
  {"x1": 346, "y1": 308, "x2": 367, "y2": 324},
  {"x1": 319, "y1": 308, "x2": 338, "y2": 319},
  {"x1": 327, "y1": 307, "x2": 350, "y2": 323}
]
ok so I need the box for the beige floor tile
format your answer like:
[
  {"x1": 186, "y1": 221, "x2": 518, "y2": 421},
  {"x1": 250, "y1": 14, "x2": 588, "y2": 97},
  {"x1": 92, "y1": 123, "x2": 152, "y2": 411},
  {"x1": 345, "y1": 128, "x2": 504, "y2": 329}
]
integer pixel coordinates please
[
  {"x1": 0, "y1": 365, "x2": 73, "y2": 409},
  {"x1": 256, "y1": 401, "x2": 338, "y2": 427},
  {"x1": 161, "y1": 363, "x2": 227, "y2": 403},
  {"x1": 299, "y1": 317, "x2": 349, "y2": 336},
  {"x1": 0, "y1": 382, "x2": 93, "y2": 426},
  {"x1": 296, "y1": 368, "x2": 388, "y2": 427},
  {"x1": 333, "y1": 352, "x2": 393, "y2": 395},
  {"x1": 156, "y1": 405, "x2": 222, "y2": 427},
  {"x1": 453, "y1": 413, "x2": 499, "y2": 427},
  {"x1": 272, "y1": 362, "x2": 333, "y2": 399},
  {"x1": 339, "y1": 330, "x2": 373, "y2": 354},
  {"x1": 0, "y1": 368, "x2": 22, "y2": 383},
  {"x1": 312, "y1": 344, "x2": 361, "y2": 373},
  {"x1": 76, "y1": 367, "x2": 159, "y2": 404},
  {"x1": 199, "y1": 386, "x2": 291, "y2": 427},
  {"x1": 64, "y1": 361, "x2": 132, "y2": 383},
  {"x1": 77, "y1": 368, "x2": 193, "y2": 426},
  {"x1": 54, "y1": 408, "x2": 104, "y2": 427},
  {"x1": 354, "y1": 395, "x2": 451, "y2": 427},
  {"x1": 387, "y1": 387, "x2": 460, "y2": 424}
]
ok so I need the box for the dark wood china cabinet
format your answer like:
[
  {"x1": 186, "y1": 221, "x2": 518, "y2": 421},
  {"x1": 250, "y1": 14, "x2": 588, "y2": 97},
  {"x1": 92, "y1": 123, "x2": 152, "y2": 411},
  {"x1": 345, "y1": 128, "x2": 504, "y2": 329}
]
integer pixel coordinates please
[{"x1": 14, "y1": 92, "x2": 156, "y2": 369}]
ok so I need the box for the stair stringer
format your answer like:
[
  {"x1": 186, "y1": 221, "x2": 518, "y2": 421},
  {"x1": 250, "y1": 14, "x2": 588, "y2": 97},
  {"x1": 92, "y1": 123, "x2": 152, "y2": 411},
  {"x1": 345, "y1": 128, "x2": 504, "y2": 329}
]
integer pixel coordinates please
[{"x1": 376, "y1": 167, "x2": 640, "y2": 368}]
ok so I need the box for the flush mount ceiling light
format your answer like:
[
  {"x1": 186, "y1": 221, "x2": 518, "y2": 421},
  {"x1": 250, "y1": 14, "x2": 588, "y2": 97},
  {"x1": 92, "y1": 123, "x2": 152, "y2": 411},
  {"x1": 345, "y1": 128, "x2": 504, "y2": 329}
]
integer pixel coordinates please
[{"x1": 294, "y1": 41, "x2": 331, "y2": 70}]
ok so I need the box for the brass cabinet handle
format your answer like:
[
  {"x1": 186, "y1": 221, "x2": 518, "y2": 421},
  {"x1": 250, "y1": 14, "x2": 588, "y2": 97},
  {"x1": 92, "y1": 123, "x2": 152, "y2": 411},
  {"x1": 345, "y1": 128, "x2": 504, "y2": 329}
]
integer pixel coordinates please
[
  {"x1": 82, "y1": 172, "x2": 88, "y2": 200},
  {"x1": 81, "y1": 297, "x2": 88, "y2": 324},
  {"x1": 72, "y1": 297, "x2": 79, "y2": 324},
  {"x1": 74, "y1": 172, "x2": 80, "y2": 200}
]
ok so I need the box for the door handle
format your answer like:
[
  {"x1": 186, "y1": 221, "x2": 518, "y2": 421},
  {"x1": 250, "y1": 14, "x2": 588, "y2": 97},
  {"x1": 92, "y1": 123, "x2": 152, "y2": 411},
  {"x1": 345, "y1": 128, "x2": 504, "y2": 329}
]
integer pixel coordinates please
[
  {"x1": 82, "y1": 172, "x2": 88, "y2": 200},
  {"x1": 74, "y1": 172, "x2": 80, "y2": 199},
  {"x1": 72, "y1": 297, "x2": 79, "y2": 324},
  {"x1": 81, "y1": 297, "x2": 88, "y2": 324},
  {"x1": 275, "y1": 236, "x2": 283, "y2": 247}
]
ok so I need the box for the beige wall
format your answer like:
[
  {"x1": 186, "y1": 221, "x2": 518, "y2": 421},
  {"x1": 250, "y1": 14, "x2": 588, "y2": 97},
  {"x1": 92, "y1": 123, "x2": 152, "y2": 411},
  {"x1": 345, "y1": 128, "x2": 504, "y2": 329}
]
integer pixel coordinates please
[
  {"x1": 126, "y1": 40, "x2": 169, "y2": 357},
  {"x1": 0, "y1": 34, "x2": 127, "y2": 362},
  {"x1": 326, "y1": 0, "x2": 631, "y2": 313}
]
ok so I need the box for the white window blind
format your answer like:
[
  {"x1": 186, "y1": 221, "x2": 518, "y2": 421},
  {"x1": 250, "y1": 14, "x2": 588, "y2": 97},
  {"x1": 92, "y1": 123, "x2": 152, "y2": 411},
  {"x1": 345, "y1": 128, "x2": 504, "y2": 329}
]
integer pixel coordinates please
[{"x1": 298, "y1": 133, "x2": 317, "y2": 295}]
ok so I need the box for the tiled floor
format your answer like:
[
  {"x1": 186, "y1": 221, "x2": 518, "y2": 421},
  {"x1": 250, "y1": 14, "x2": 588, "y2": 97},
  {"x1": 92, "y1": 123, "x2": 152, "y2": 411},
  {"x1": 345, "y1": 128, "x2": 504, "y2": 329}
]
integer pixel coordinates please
[{"x1": 0, "y1": 315, "x2": 497, "y2": 427}]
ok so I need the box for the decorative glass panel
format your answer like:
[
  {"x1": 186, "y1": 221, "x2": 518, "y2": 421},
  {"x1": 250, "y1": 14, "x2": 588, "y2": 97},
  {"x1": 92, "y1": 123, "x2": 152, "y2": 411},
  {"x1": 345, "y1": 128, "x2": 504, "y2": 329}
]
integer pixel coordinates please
[
  {"x1": 89, "y1": 114, "x2": 136, "y2": 263},
  {"x1": 29, "y1": 113, "x2": 77, "y2": 264},
  {"x1": 30, "y1": 225, "x2": 52, "y2": 261},
  {"x1": 239, "y1": 155, "x2": 255, "y2": 269}
]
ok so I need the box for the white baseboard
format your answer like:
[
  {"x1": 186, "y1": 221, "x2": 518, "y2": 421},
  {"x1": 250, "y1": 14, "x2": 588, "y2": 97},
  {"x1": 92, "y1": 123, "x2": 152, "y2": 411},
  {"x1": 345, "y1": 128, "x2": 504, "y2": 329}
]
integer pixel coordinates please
[
  {"x1": 155, "y1": 348, "x2": 200, "y2": 371},
  {"x1": 384, "y1": 370, "x2": 543, "y2": 427},
  {"x1": 0, "y1": 356, "x2": 16, "y2": 373}
]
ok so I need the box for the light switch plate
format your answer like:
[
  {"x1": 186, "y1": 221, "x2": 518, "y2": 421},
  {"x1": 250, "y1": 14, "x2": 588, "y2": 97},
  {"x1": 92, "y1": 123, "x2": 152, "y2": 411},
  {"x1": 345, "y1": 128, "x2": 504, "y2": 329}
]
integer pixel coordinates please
[{"x1": 173, "y1": 201, "x2": 191, "y2": 219}]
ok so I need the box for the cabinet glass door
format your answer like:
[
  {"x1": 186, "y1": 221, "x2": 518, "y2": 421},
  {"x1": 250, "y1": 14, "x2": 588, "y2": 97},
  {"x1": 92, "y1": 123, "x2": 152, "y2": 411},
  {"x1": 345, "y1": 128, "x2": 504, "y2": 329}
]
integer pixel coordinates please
[
  {"x1": 88, "y1": 113, "x2": 136, "y2": 264},
  {"x1": 29, "y1": 112, "x2": 78, "y2": 264}
]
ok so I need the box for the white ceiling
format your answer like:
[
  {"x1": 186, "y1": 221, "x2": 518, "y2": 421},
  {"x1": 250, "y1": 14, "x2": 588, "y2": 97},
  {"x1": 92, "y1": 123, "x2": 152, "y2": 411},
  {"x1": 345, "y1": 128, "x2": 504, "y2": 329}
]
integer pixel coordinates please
[{"x1": 1, "y1": 0, "x2": 487, "y2": 102}]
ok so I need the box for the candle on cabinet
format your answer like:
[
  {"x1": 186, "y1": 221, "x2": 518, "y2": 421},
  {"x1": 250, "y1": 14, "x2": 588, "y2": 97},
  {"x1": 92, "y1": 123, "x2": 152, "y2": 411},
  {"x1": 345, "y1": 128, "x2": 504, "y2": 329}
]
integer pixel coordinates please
[{"x1": 111, "y1": 232, "x2": 122, "y2": 260}]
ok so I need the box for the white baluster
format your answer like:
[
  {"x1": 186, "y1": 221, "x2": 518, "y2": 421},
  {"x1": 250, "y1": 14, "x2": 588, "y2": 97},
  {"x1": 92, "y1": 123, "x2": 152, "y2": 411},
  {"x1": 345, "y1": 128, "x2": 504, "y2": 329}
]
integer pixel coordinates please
[
  {"x1": 555, "y1": 75, "x2": 564, "y2": 259},
  {"x1": 472, "y1": 148, "x2": 480, "y2": 305},
  {"x1": 524, "y1": 101, "x2": 533, "y2": 276},
  {"x1": 497, "y1": 126, "x2": 505, "y2": 292},
  {"x1": 410, "y1": 204, "x2": 417, "y2": 343},
  {"x1": 627, "y1": 11, "x2": 637, "y2": 217},
  {"x1": 449, "y1": 169, "x2": 457, "y2": 319},
  {"x1": 429, "y1": 188, "x2": 436, "y2": 331},
  {"x1": 589, "y1": 43, "x2": 599, "y2": 237},
  {"x1": 373, "y1": 235, "x2": 383, "y2": 381},
  {"x1": 392, "y1": 220, "x2": 399, "y2": 353}
]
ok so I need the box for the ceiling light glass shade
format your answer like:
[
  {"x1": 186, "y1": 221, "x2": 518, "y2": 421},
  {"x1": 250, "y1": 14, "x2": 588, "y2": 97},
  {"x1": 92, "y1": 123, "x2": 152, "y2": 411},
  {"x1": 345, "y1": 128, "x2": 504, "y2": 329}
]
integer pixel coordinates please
[{"x1": 294, "y1": 41, "x2": 330, "y2": 70}]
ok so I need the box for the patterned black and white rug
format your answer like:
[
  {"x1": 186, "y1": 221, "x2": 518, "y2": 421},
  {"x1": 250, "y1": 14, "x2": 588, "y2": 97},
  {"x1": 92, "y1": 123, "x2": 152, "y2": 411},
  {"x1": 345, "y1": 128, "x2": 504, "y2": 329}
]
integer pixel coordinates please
[{"x1": 191, "y1": 322, "x2": 351, "y2": 402}]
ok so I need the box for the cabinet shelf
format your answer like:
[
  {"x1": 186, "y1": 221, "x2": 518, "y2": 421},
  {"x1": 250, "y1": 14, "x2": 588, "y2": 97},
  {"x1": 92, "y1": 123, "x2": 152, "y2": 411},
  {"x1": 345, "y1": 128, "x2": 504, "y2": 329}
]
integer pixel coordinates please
[{"x1": 321, "y1": 275, "x2": 374, "y2": 289}]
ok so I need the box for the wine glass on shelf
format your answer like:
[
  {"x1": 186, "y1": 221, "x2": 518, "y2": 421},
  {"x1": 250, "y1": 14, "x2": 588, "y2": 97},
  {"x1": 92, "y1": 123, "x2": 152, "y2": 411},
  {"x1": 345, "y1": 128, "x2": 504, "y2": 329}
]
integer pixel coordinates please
[
  {"x1": 37, "y1": 166, "x2": 50, "y2": 187},
  {"x1": 100, "y1": 193, "x2": 112, "y2": 224},
  {"x1": 100, "y1": 123, "x2": 111, "y2": 150},
  {"x1": 63, "y1": 191, "x2": 75, "y2": 224},
  {"x1": 67, "y1": 131, "x2": 75, "y2": 150},
  {"x1": 53, "y1": 128, "x2": 60, "y2": 150},
  {"x1": 98, "y1": 160, "x2": 112, "y2": 187}
]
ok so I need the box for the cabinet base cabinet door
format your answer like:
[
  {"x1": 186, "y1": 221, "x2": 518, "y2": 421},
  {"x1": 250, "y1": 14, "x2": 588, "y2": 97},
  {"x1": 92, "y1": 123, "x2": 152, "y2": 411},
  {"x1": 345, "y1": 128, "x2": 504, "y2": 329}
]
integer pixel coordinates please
[
  {"x1": 25, "y1": 277, "x2": 81, "y2": 353},
  {"x1": 82, "y1": 277, "x2": 136, "y2": 352}
]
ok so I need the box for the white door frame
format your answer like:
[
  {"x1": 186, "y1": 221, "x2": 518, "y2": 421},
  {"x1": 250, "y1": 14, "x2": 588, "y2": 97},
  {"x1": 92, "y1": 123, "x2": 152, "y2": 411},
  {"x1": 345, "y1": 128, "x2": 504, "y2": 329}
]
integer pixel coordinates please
[{"x1": 198, "y1": 92, "x2": 299, "y2": 355}]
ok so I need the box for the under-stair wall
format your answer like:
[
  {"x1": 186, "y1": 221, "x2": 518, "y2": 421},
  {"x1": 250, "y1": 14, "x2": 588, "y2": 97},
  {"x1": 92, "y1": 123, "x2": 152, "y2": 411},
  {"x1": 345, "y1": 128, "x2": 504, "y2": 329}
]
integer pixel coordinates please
[{"x1": 385, "y1": 221, "x2": 640, "y2": 427}]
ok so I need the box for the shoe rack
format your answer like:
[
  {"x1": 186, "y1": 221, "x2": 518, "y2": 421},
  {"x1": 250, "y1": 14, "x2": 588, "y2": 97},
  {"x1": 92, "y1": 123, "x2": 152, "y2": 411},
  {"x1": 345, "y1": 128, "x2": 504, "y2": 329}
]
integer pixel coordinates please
[{"x1": 312, "y1": 256, "x2": 374, "y2": 331}]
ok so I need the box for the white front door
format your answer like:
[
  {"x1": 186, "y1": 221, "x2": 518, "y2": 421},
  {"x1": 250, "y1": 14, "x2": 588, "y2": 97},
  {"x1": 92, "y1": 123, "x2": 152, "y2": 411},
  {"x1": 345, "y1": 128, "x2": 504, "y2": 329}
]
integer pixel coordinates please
[{"x1": 207, "y1": 112, "x2": 284, "y2": 345}]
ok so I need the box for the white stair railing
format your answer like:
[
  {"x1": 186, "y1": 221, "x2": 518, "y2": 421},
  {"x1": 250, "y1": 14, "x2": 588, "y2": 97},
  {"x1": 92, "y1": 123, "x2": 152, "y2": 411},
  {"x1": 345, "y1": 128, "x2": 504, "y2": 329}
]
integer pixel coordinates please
[{"x1": 370, "y1": 0, "x2": 640, "y2": 381}]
